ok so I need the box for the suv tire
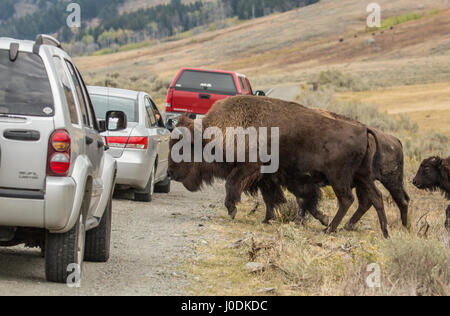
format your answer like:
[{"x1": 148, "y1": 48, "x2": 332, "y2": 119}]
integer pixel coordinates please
[
  {"x1": 155, "y1": 176, "x2": 171, "y2": 194},
  {"x1": 84, "y1": 196, "x2": 112, "y2": 263},
  {"x1": 45, "y1": 213, "x2": 85, "y2": 284},
  {"x1": 135, "y1": 165, "x2": 155, "y2": 202}
]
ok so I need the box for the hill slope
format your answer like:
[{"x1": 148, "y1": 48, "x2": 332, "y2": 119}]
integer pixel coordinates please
[{"x1": 76, "y1": 0, "x2": 450, "y2": 135}]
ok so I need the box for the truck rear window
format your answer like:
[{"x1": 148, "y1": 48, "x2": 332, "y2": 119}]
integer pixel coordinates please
[
  {"x1": 0, "y1": 49, "x2": 54, "y2": 117},
  {"x1": 175, "y1": 70, "x2": 237, "y2": 95},
  {"x1": 90, "y1": 94, "x2": 139, "y2": 123}
]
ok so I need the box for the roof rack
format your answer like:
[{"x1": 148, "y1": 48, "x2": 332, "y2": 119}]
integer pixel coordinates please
[{"x1": 33, "y1": 34, "x2": 62, "y2": 54}]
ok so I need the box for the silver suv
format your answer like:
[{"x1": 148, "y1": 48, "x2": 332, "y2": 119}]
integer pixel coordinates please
[{"x1": 0, "y1": 35, "x2": 125, "y2": 283}]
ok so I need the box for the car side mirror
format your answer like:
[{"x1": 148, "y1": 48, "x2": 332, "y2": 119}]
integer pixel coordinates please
[
  {"x1": 254, "y1": 90, "x2": 266, "y2": 96},
  {"x1": 106, "y1": 111, "x2": 127, "y2": 131}
]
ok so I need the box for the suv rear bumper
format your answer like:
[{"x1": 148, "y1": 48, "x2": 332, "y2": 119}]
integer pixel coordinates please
[{"x1": 0, "y1": 177, "x2": 75, "y2": 230}]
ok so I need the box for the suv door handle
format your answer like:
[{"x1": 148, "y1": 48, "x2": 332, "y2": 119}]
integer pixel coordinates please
[
  {"x1": 4, "y1": 130, "x2": 40, "y2": 141},
  {"x1": 199, "y1": 94, "x2": 211, "y2": 100},
  {"x1": 85, "y1": 136, "x2": 94, "y2": 145}
]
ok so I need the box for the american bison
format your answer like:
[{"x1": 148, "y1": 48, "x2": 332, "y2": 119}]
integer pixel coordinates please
[
  {"x1": 305, "y1": 109, "x2": 410, "y2": 229},
  {"x1": 168, "y1": 96, "x2": 390, "y2": 237},
  {"x1": 413, "y1": 156, "x2": 450, "y2": 232}
]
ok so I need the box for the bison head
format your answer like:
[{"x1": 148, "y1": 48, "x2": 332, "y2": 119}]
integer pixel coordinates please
[
  {"x1": 413, "y1": 157, "x2": 442, "y2": 190},
  {"x1": 168, "y1": 115, "x2": 204, "y2": 192}
]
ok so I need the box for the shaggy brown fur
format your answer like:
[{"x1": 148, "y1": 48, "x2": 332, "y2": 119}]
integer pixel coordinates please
[
  {"x1": 413, "y1": 156, "x2": 450, "y2": 231},
  {"x1": 169, "y1": 96, "x2": 390, "y2": 237},
  {"x1": 310, "y1": 109, "x2": 410, "y2": 228}
]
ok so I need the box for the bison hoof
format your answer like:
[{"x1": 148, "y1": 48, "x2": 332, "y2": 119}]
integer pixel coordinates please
[
  {"x1": 228, "y1": 207, "x2": 238, "y2": 220},
  {"x1": 324, "y1": 227, "x2": 336, "y2": 234},
  {"x1": 262, "y1": 219, "x2": 272, "y2": 224},
  {"x1": 320, "y1": 216, "x2": 330, "y2": 227}
]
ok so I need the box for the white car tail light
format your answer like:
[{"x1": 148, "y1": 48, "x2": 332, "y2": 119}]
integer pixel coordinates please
[{"x1": 106, "y1": 136, "x2": 148, "y2": 150}]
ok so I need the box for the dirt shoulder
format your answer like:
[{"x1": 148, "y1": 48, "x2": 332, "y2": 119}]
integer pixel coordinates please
[{"x1": 0, "y1": 183, "x2": 224, "y2": 296}]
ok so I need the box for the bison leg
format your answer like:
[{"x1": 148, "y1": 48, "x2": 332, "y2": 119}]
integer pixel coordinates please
[
  {"x1": 259, "y1": 181, "x2": 286, "y2": 224},
  {"x1": 345, "y1": 185, "x2": 372, "y2": 231},
  {"x1": 355, "y1": 180, "x2": 389, "y2": 238},
  {"x1": 294, "y1": 186, "x2": 329, "y2": 227},
  {"x1": 326, "y1": 184, "x2": 355, "y2": 234},
  {"x1": 296, "y1": 197, "x2": 307, "y2": 222},
  {"x1": 225, "y1": 165, "x2": 260, "y2": 220},
  {"x1": 446, "y1": 204, "x2": 450, "y2": 233},
  {"x1": 384, "y1": 183, "x2": 410, "y2": 228}
]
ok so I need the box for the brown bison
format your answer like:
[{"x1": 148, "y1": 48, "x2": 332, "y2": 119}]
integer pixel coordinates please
[
  {"x1": 413, "y1": 156, "x2": 450, "y2": 232},
  {"x1": 301, "y1": 109, "x2": 410, "y2": 229},
  {"x1": 169, "y1": 96, "x2": 390, "y2": 237}
]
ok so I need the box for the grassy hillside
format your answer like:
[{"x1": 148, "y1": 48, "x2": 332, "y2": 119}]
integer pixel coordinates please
[{"x1": 76, "y1": 0, "x2": 450, "y2": 134}]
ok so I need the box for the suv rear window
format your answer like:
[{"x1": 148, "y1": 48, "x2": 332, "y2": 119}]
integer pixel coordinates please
[
  {"x1": 0, "y1": 49, "x2": 54, "y2": 117},
  {"x1": 175, "y1": 70, "x2": 237, "y2": 95},
  {"x1": 90, "y1": 94, "x2": 139, "y2": 123}
]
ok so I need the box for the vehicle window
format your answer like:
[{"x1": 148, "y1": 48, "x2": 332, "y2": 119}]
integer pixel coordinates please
[
  {"x1": 239, "y1": 77, "x2": 248, "y2": 93},
  {"x1": 175, "y1": 70, "x2": 237, "y2": 95},
  {"x1": 65, "y1": 60, "x2": 90, "y2": 126},
  {"x1": 53, "y1": 56, "x2": 79, "y2": 124},
  {"x1": 245, "y1": 78, "x2": 253, "y2": 94},
  {"x1": 74, "y1": 67, "x2": 96, "y2": 129},
  {"x1": 90, "y1": 94, "x2": 138, "y2": 123},
  {"x1": 0, "y1": 49, "x2": 54, "y2": 117},
  {"x1": 145, "y1": 97, "x2": 157, "y2": 127}
]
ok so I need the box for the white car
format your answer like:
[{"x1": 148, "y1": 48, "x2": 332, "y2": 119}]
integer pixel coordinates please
[{"x1": 88, "y1": 86, "x2": 171, "y2": 202}]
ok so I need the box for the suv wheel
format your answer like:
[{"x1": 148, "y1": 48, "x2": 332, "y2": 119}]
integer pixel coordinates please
[
  {"x1": 84, "y1": 196, "x2": 112, "y2": 263},
  {"x1": 135, "y1": 165, "x2": 155, "y2": 202},
  {"x1": 45, "y1": 213, "x2": 85, "y2": 284},
  {"x1": 155, "y1": 176, "x2": 171, "y2": 194}
]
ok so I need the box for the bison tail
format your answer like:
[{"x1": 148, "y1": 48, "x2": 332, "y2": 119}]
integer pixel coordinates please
[{"x1": 367, "y1": 129, "x2": 382, "y2": 180}]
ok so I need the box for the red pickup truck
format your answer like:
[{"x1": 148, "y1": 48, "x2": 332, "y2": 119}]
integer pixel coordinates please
[{"x1": 165, "y1": 68, "x2": 263, "y2": 126}]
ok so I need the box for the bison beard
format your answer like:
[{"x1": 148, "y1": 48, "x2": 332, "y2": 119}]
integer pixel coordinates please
[
  {"x1": 413, "y1": 156, "x2": 450, "y2": 232},
  {"x1": 169, "y1": 96, "x2": 390, "y2": 238}
]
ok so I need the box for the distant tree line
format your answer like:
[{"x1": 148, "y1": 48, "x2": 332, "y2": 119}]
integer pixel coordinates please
[
  {"x1": 0, "y1": 0, "x2": 125, "y2": 40},
  {"x1": 0, "y1": 0, "x2": 15, "y2": 21},
  {"x1": 0, "y1": 0, "x2": 319, "y2": 55},
  {"x1": 222, "y1": 0, "x2": 319, "y2": 19}
]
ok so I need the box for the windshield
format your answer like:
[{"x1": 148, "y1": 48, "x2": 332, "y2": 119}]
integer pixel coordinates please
[
  {"x1": 175, "y1": 70, "x2": 237, "y2": 95},
  {"x1": 0, "y1": 49, "x2": 54, "y2": 117},
  {"x1": 90, "y1": 94, "x2": 139, "y2": 123}
]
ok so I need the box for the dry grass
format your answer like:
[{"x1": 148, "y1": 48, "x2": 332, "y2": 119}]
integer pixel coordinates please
[
  {"x1": 185, "y1": 182, "x2": 449, "y2": 296},
  {"x1": 337, "y1": 82, "x2": 450, "y2": 137}
]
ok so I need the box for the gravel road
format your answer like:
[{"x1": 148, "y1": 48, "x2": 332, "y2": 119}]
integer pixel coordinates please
[{"x1": 0, "y1": 182, "x2": 225, "y2": 296}]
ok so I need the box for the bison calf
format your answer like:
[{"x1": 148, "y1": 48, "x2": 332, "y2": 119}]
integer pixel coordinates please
[{"x1": 413, "y1": 156, "x2": 450, "y2": 232}]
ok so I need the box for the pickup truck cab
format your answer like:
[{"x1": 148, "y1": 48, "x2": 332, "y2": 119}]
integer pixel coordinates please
[
  {"x1": 0, "y1": 35, "x2": 125, "y2": 283},
  {"x1": 165, "y1": 68, "x2": 263, "y2": 126}
]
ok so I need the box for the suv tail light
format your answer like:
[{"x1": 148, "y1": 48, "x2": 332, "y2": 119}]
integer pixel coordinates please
[
  {"x1": 166, "y1": 87, "x2": 174, "y2": 110},
  {"x1": 47, "y1": 130, "x2": 71, "y2": 176},
  {"x1": 106, "y1": 136, "x2": 148, "y2": 150}
]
